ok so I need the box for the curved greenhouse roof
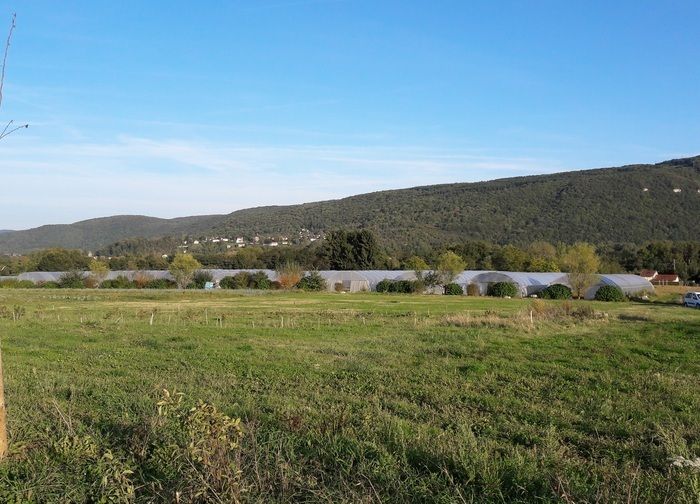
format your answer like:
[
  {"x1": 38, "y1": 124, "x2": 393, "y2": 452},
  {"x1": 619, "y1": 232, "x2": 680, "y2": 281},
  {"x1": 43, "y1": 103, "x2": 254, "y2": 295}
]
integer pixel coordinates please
[{"x1": 11, "y1": 269, "x2": 654, "y2": 297}]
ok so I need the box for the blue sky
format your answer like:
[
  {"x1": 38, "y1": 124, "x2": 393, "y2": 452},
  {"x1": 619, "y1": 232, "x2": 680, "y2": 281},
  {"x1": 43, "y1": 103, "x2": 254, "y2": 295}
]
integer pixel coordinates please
[{"x1": 1, "y1": 1, "x2": 699, "y2": 229}]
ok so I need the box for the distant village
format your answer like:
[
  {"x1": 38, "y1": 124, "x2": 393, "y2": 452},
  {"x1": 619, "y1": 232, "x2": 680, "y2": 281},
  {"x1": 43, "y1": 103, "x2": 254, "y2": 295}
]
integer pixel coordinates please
[{"x1": 175, "y1": 228, "x2": 324, "y2": 253}]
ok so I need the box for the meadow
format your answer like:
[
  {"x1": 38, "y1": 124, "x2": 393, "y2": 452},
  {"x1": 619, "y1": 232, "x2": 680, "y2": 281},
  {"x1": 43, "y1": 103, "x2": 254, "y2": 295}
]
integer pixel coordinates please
[{"x1": 0, "y1": 289, "x2": 698, "y2": 503}]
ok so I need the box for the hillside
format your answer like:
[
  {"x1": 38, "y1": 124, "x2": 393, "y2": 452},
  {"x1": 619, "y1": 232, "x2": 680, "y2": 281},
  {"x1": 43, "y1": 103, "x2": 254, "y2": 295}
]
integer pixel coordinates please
[
  {"x1": 208, "y1": 155, "x2": 700, "y2": 249},
  {"x1": 0, "y1": 215, "x2": 222, "y2": 253},
  {"x1": 1, "y1": 156, "x2": 699, "y2": 253}
]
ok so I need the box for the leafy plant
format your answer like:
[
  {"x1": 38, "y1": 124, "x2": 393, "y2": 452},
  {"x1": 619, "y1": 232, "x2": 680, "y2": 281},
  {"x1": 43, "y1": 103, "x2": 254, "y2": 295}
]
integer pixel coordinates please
[
  {"x1": 444, "y1": 283, "x2": 463, "y2": 295},
  {"x1": 539, "y1": 284, "x2": 573, "y2": 300},
  {"x1": 58, "y1": 270, "x2": 86, "y2": 289},
  {"x1": 297, "y1": 271, "x2": 327, "y2": 291},
  {"x1": 487, "y1": 282, "x2": 519, "y2": 298},
  {"x1": 190, "y1": 270, "x2": 214, "y2": 289},
  {"x1": 594, "y1": 285, "x2": 626, "y2": 302},
  {"x1": 276, "y1": 261, "x2": 304, "y2": 290}
]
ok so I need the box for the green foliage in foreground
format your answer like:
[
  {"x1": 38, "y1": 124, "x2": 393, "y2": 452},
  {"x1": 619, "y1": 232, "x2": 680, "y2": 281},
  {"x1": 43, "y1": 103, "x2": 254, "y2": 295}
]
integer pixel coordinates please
[{"x1": 0, "y1": 290, "x2": 698, "y2": 502}]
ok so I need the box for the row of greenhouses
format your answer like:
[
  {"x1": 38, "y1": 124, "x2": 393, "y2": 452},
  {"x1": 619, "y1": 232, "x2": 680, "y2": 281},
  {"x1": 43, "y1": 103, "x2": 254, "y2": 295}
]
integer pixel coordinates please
[{"x1": 10, "y1": 270, "x2": 654, "y2": 299}]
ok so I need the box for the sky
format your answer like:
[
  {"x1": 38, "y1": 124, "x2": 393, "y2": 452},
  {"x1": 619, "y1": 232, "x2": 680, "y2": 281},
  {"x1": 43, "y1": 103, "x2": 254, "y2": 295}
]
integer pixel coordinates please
[{"x1": 1, "y1": 0, "x2": 699, "y2": 230}]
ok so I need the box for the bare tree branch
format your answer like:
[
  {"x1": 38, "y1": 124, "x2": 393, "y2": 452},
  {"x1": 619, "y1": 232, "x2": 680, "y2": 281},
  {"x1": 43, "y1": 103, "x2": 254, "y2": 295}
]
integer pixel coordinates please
[
  {"x1": 0, "y1": 120, "x2": 27, "y2": 140},
  {"x1": 0, "y1": 13, "x2": 16, "y2": 111},
  {"x1": 0, "y1": 13, "x2": 28, "y2": 140}
]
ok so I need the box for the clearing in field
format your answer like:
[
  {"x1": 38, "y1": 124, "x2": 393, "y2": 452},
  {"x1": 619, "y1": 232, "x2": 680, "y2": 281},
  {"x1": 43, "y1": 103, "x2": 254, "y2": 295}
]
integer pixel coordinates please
[{"x1": 0, "y1": 290, "x2": 698, "y2": 502}]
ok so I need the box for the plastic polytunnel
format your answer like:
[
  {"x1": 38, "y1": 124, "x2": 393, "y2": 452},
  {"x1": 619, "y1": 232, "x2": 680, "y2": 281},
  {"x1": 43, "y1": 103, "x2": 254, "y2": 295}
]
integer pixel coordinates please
[{"x1": 585, "y1": 274, "x2": 654, "y2": 300}]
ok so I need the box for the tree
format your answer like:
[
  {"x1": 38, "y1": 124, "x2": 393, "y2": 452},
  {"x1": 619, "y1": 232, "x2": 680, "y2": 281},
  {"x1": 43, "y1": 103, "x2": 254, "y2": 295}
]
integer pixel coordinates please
[
  {"x1": 435, "y1": 251, "x2": 466, "y2": 289},
  {"x1": 560, "y1": 242, "x2": 600, "y2": 299},
  {"x1": 403, "y1": 255, "x2": 429, "y2": 283},
  {"x1": 169, "y1": 253, "x2": 202, "y2": 289},
  {"x1": 89, "y1": 259, "x2": 110, "y2": 287},
  {"x1": 325, "y1": 229, "x2": 380, "y2": 270}
]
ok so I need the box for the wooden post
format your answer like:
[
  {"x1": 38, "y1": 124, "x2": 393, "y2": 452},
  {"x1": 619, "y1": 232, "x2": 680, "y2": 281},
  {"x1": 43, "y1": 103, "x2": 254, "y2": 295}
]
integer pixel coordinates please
[{"x1": 0, "y1": 341, "x2": 8, "y2": 459}]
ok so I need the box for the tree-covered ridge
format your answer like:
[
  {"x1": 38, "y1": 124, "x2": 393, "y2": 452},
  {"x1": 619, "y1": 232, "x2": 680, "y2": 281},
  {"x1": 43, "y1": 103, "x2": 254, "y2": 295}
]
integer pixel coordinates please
[
  {"x1": 1, "y1": 155, "x2": 698, "y2": 253},
  {"x1": 210, "y1": 156, "x2": 700, "y2": 250}
]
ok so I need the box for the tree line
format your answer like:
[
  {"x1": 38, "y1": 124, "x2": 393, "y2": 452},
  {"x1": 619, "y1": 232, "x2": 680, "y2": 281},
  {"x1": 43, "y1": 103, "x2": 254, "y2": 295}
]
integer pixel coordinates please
[{"x1": 2, "y1": 231, "x2": 700, "y2": 282}]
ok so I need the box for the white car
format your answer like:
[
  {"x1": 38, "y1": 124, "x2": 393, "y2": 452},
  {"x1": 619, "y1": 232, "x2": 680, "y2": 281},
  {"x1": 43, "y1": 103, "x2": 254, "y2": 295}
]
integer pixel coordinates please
[{"x1": 683, "y1": 292, "x2": 700, "y2": 308}]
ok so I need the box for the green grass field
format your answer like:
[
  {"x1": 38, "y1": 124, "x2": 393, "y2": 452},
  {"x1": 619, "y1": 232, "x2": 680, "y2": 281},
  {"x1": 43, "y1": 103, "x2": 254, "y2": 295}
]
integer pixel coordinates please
[{"x1": 0, "y1": 290, "x2": 698, "y2": 503}]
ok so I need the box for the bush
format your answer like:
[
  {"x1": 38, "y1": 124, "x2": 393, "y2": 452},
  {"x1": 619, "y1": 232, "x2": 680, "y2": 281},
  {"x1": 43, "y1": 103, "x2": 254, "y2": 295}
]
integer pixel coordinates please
[
  {"x1": 297, "y1": 271, "x2": 328, "y2": 291},
  {"x1": 220, "y1": 273, "x2": 248, "y2": 290},
  {"x1": 190, "y1": 270, "x2": 214, "y2": 289},
  {"x1": 375, "y1": 279, "x2": 421, "y2": 294},
  {"x1": 594, "y1": 285, "x2": 626, "y2": 302},
  {"x1": 539, "y1": 284, "x2": 573, "y2": 300},
  {"x1": 38, "y1": 281, "x2": 59, "y2": 289},
  {"x1": 218, "y1": 276, "x2": 236, "y2": 289},
  {"x1": 144, "y1": 278, "x2": 176, "y2": 289},
  {"x1": 58, "y1": 271, "x2": 86, "y2": 289},
  {"x1": 466, "y1": 283, "x2": 480, "y2": 296},
  {"x1": 376, "y1": 279, "x2": 393, "y2": 293},
  {"x1": 100, "y1": 276, "x2": 136, "y2": 289},
  {"x1": 276, "y1": 262, "x2": 304, "y2": 290},
  {"x1": 487, "y1": 282, "x2": 519, "y2": 298},
  {"x1": 249, "y1": 271, "x2": 271, "y2": 290},
  {"x1": 444, "y1": 283, "x2": 463, "y2": 295}
]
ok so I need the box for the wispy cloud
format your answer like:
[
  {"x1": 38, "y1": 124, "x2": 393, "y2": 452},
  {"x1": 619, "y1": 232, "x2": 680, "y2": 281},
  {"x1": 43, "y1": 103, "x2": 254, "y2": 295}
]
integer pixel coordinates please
[{"x1": 0, "y1": 135, "x2": 564, "y2": 229}]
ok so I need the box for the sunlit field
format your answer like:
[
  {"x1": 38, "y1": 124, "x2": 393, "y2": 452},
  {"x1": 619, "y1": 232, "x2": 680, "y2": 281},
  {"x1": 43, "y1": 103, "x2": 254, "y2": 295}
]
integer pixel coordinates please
[{"x1": 0, "y1": 289, "x2": 698, "y2": 502}]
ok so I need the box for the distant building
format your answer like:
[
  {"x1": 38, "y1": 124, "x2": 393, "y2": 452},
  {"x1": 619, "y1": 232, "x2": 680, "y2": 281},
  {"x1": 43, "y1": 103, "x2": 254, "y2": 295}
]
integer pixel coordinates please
[
  {"x1": 652, "y1": 273, "x2": 681, "y2": 285},
  {"x1": 639, "y1": 269, "x2": 658, "y2": 281}
]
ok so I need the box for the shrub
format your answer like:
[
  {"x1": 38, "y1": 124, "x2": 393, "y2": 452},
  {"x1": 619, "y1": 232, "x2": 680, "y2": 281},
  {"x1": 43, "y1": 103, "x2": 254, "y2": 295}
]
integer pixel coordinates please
[
  {"x1": 466, "y1": 283, "x2": 480, "y2": 296},
  {"x1": 233, "y1": 271, "x2": 253, "y2": 289},
  {"x1": 100, "y1": 276, "x2": 136, "y2": 289},
  {"x1": 152, "y1": 389, "x2": 244, "y2": 502},
  {"x1": 487, "y1": 282, "x2": 519, "y2": 298},
  {"x1": 276, "y1": 261, "x2": 304, "y2": 290},
  {"x1": 594, "y1": 285, "x2": 626, "y2": 302},
  {"x1": 38, "y1": 281, "x2": 59, "y2": 289},
  {"x1": 249, "y1": 271, "x2": 271, "y2": 290},
  {"x1": 220, "y1": 272, "x2": 250, "y2": 289},
  {"x1": 376, "y1": 279, "x2": 393, "y2": 293},
  {"x1": 190, "y1": 270, "x2": 214, "y2": 289},
  {"x1": 133, "y1": 272, "x2": 154, "y2": 289},
  {"x1": 297, "y1": 271, "x2": 327, "y2": 291},
  {"x1": 444, "y1": 283, "x2": 463, "y2": 295},
  {"x1": 539, "y1": 284, "x2": 573, "y2": 300},
  {"x1": 58, "y1": 271, "x2": 86, "y2": 289},
  {"x1": 219, "y1": 276, "x2": 236, "y2": 289},
  {"x1": 144, "y1": 278, "x2": 176, "y2": 289}
]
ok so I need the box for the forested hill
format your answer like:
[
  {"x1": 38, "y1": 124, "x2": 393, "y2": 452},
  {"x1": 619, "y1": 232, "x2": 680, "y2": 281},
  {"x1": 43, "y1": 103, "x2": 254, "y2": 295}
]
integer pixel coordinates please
[
  {"x1": 1, "y1": 156, "x2": 699, "y2": 253},
  {"x1": 208, "y1": 155, "x2": 700, "y2": 249},
  {"x1": 0, "y1": 215, "x2": 223, "y2": 253}
]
